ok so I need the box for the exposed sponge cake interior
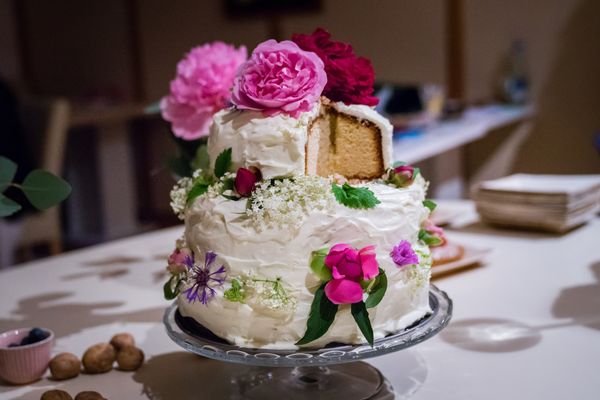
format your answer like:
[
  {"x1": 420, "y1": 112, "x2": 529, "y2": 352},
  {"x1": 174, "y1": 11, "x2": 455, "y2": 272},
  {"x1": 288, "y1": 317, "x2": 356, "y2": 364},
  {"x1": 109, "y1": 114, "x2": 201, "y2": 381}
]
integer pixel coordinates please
[{"x1": 307, "y1": 102, "x2": 385, "y2": 180}]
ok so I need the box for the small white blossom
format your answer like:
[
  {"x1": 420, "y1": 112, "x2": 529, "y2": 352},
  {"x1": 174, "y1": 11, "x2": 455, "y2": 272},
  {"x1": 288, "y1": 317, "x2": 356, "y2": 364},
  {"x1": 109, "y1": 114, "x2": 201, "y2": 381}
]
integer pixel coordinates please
[
  {"x1": 246, "y1": 175, "x2": 335, "y2": 231},
  {"x1": 169, "y1": 177, "x2": 193, "y2": 220}
]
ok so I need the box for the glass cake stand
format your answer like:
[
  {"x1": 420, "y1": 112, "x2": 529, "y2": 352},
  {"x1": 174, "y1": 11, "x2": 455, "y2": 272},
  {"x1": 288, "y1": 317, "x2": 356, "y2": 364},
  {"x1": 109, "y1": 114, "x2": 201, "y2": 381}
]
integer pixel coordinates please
[{"x1": 163, "y1": 284, "x2": 452, "y2": 399}]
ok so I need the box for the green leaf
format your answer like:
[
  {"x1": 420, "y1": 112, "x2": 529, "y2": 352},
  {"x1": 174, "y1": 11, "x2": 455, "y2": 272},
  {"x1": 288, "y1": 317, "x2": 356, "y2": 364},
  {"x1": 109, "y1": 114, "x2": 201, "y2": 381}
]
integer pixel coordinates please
[
  {"x1": 419, "y1": 229, "x2": 443, "y2": 246},
  {"x1": 0, "y1": 156, "x2": 17, "y2": 192},
  {"x1": 365, "y1": 268, "x2": 388, "y2": 309},
  {"x1": 191, "y1": 144, "x2": 210, "y2": 171},
  {"x1": 224, "y1": 278, "x2": 246, "y2": 303},
  {"x1": 351, "y1": 301, "x2": 374, "y2": 346},
  {"x1": 309, "y1": 248, "x2": 332, "y2": 281},
  {"x1": 21, "y1": 170, "x2": 71, "y2": 210},
  {"x1": 296, "y1": 283, "x2": 338, "y2": 345},
  {"x1": 423, "y1": 199, "x2": 437, "y2": 212},
  {"x1": 0, "y1": 193, "x2": 22, "y2": 217},
  {"x1": 214, "y1": 148, "x2": 232, "y2": 178},
  {"x1": 413, "y1": 167, "x2": 421, "y2": 179},
  {"x1": 163, "y1": 275, "x2": 182, "y2": 300},
  {"x1": 331, "y1": 183, "x2": 381, "y2": 209},
  {"x1": 187, "y1": 182, "x2": 210, "y2": 204}
]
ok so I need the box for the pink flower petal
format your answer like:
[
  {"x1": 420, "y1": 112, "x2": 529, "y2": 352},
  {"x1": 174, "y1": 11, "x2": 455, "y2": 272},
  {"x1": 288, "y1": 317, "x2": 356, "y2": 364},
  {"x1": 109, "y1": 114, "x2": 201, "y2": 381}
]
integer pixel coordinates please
[
  {"x1": 359, "y1": 245, "x2": 379, "y2": 280},
  {"x1": 324, "y1": 279, "x2": 363, "y2": 305}
]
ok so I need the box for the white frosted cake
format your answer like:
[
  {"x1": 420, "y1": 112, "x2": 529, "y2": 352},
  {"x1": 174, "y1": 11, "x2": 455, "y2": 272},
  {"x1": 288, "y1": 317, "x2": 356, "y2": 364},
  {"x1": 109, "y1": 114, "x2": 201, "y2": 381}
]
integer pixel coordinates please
[{"x1": 163, "y1": 31, "x2": 444, "y2": 349}]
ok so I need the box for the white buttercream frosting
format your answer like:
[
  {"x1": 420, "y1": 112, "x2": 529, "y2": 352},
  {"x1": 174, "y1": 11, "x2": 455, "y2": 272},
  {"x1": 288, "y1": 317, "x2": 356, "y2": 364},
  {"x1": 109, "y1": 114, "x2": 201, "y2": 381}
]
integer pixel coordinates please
[
  {"x1": 179, "y1": 177, "x2": 432, "y2": 349},
  {"x1": 208, "y1": 106, "x2": 319, "y2": 180}
]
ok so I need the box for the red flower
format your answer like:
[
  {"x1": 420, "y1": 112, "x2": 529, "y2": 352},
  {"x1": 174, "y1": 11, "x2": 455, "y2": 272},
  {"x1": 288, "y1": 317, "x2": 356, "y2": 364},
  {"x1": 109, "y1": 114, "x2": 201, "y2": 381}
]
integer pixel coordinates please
[
  {"x1": 234, "y1": 167, "x2": 262, "y2": 197},
  {"x1": 292, "y1": 28, "x2": 379, "y2": 106}
]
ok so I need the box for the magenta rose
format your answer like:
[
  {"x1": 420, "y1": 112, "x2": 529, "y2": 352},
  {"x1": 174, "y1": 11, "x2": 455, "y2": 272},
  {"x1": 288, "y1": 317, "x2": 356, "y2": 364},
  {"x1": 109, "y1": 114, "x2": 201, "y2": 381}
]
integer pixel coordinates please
[
  {"x1": 161, "y1": 42, "x2": 247, "y2": 140},
  {"x1": 292, "y1": 28, "x2": 378, "y2": 106},
  {"x1": 390, "y1": 240, "x2": 418, "y2": 268},
  {"x1": 234, "y1": 167, "x2": 262, "y2": 197},
  {"x1": 167, "y1": 247, "x2": 194, "y2": 274},
  {"x1": 323, "y1": 244, "x2": 379, "y2": 305},
  {"x1": 231, "y1": 39, "x2": 327, "y2": 118}
]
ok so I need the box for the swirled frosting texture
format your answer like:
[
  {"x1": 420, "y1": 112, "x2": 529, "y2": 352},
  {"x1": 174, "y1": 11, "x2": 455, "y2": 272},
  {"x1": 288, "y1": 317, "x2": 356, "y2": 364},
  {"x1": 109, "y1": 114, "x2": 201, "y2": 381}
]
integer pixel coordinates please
[{"x1": 179, "y1": 177, "x2": 432, "y2": 349}]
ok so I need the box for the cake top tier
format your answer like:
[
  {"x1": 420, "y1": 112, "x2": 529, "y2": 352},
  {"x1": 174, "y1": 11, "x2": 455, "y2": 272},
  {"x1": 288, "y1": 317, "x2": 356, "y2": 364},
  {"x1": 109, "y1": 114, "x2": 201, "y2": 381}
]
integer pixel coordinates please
[{"x1": 207, "y1": 99, "x2": 393, "y2": 180}]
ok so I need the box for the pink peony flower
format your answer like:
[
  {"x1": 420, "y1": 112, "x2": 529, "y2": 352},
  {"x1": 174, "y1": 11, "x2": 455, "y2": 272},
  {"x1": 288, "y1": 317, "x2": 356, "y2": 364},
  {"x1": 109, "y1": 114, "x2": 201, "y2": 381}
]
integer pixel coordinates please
[
  {"x1": 234, "y1": 167, "x2": 262, "y2": 197},
  {"x1": 161, "y1": 42, "x2": 247, "y2": 140},
  {"x1": 231, "y1": 39, "x2": 327, "y2": 118},
  {"x1": 167, "y1": 247, "x2": 194, "y2": 274},
  {"x1": 292, "y1": 28, "x2": 379, "y2": 106},
  {"x1": 323, "y1": 244, "x2": 379, "y2": 304},
  {"x1": 390, "y1": 240, "x2": 419, "y2": 268}
]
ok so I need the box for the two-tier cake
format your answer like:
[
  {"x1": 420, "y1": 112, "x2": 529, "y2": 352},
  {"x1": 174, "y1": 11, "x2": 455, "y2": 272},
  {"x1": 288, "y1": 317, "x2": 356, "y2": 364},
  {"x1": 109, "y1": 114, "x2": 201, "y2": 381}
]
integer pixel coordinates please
[{"x1": 163, "y1": 29, "x2": 445, "y2": 349}]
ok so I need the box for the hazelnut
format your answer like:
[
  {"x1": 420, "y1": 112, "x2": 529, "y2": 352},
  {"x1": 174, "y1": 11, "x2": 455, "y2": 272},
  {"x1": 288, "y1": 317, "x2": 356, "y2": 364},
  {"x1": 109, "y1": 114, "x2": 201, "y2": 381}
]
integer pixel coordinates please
[
  {"x1": 49, "y1": 352, "x2": 81, "y2": 380},
  {"x1": 74, "y1": 391, "x2": 106, "y2": 400},
  {"x1": 82, "y1": 343, "x2": 116, "y2": 374},
  {"x1": 116, "y1": 345, "x2": 144, "y2": 371},
  {"x1": 40, "y1": 390, "x2": 73, "y2": 400},
  {"x1": 109, "y1": 332, "x2": 135, "y2": 351}
]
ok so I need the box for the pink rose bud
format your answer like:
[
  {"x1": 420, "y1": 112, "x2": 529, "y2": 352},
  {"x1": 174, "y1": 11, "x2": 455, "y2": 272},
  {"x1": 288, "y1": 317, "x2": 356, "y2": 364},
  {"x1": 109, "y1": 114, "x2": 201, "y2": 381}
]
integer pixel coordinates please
[
  {"x1": 391, "y1": 165, "x2": 415, "y2": 187},
  {"x1": 167, "y1": 247, "x2": 193, "y2": 274},
  {"x1": 234, "y1": 167, "x2": 262, "y2": 197},
  {"x1": 423, "y1": 219, "x2": 447, "y2": 246}
]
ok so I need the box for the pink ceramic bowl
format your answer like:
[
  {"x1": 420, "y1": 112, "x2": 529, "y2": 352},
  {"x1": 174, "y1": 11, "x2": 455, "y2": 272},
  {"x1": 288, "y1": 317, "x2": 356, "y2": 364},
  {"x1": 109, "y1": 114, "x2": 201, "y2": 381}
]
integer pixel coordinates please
[{"x1": 0, "y1": 327, "x2": 54, "y2": 384}]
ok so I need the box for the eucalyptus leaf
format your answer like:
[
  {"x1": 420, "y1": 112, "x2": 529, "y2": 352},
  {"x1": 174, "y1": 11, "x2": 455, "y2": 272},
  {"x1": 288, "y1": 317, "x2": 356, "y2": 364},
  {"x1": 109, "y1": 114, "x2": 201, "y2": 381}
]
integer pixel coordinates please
[
  {"x1": 0, "y1": 193, "x2": 22, "y2": 217},
  {"x1": 21, "y1": 170, "x2": 71, "y2": 210},
  {"x1": 365, "y1": 268, "x2": 388, "y2": 309},
  {"x1": 351, "y1": 301, "x2": 374, "y2": 346},
  {"x1": 214, "y1": 148, "x2": 232, "y2": 178},
  {"x1": 296, "y1": 283, "x2": 338, "y2": 345},
  {"x1": 0, "y1": 156, "x2": 17, "y2": 192},
  {"x1": 309, "y1": 248, "x2": 332, "y2": 281}
]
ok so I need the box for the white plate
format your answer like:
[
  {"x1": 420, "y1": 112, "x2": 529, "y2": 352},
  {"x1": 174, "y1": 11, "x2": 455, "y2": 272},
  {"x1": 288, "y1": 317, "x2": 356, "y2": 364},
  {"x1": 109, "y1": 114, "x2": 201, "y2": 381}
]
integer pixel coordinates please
[{"x1": 431, "y1": 244, "x2": 491, "y2": 278}]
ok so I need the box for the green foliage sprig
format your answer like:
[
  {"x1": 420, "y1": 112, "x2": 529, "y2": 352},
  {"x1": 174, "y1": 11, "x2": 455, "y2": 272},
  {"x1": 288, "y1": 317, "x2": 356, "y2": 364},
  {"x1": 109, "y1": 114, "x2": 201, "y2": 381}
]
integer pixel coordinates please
[{"x1": 0, "y1": 156, "x2": 71, "y2": 217}]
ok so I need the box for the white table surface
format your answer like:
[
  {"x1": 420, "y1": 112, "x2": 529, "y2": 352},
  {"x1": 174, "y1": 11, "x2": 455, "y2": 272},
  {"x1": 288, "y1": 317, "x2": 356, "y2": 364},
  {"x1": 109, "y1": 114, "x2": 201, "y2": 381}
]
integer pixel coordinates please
[{"x1": 1, "y1": 201, "x2": 599, "y2": 400}]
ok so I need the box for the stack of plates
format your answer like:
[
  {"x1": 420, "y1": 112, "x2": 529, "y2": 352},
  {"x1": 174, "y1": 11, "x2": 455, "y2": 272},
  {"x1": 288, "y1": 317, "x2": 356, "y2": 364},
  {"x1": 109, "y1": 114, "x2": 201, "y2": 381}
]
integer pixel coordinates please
[{"x1": 472, "y1": 174, "x2": 600, "y2": 233}]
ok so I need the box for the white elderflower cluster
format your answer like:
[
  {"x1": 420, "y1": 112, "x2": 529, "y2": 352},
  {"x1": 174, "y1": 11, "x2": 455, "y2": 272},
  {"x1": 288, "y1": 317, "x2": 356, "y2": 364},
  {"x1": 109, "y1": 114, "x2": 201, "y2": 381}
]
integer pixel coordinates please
[
  {"x1": 246, "y1": 175, "x2": 335, "y2": 231},
  {"x1": 169, "y1": 177, "x2": 193, "y2": 219},
  {"x1": 206, "y1": 180, "x2": 225, "y2": 198},
  {"x1": 245, "y1": 276, "x2": 297, "y2": 312}
]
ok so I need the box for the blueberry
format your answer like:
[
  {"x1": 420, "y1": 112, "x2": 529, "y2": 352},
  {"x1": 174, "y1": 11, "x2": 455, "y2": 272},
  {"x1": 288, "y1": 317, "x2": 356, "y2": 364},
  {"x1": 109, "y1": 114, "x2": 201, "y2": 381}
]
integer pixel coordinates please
[
  {"x1": 20, "y1": 336, "x2": 32, "y2": 346},
  {"x1": 28, "y1": 328, "x2": 48, "y2": 342}
]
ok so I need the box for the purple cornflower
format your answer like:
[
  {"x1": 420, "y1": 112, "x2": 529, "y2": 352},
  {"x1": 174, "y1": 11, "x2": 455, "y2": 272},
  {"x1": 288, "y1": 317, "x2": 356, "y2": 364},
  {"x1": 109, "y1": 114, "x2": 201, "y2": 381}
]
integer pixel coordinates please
[
  {"x1": 183, "y1": 252, "x2": 226, "y2": 305},
  {"x1": 390, "y1": 240, "x2": 419, "y2": 268}
]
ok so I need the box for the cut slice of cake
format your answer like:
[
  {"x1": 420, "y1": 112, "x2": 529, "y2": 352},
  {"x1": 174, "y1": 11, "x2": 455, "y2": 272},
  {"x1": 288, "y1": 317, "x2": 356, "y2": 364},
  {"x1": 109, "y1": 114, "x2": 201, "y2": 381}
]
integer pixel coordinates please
[{"x1": 306, "y1": 98, "x2": 393, "y2": 180}]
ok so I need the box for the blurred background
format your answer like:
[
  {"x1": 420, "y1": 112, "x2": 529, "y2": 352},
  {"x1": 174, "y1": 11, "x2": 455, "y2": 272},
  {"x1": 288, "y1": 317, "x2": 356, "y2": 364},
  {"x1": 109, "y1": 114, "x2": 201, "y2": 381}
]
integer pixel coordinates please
[{"x1": 1, "y1": 0, "x2": 599, "y2": 266}]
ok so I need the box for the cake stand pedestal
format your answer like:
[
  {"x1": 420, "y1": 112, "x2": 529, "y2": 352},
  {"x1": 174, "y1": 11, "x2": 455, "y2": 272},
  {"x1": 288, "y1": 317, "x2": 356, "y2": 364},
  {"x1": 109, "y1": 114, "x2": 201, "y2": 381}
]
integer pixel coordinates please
[{"x1": 163, "y1": 284, "x2": 452, "y2": 399}]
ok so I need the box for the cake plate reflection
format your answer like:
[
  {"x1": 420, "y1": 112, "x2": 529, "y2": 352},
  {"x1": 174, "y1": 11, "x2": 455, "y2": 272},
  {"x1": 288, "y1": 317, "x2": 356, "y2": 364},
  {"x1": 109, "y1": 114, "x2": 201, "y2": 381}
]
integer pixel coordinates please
[{"x1": 163, "y1": 284, "x2": 452, "y2": 399}]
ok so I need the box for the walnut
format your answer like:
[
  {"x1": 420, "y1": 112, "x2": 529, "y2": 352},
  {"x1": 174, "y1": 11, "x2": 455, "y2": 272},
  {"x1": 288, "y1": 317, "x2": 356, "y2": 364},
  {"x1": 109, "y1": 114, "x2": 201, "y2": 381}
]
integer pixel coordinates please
[
  {"x1": 49, "y1": 352, "x2": 81, "y2": 380},
  {"x1": 81, "y1": 343, "x2": 116, "y2": 374},
  {"x1": 40, "y1": 390, "x2": 73, "y2": 400},
  {"x1": 109, "y1": 332, "x2": 135, "y2": 351},
  {"x1": 74, "y1": 391, "x2": 106, "y2": 400},
  {"x1": 116, "y1": 345, "x2": 145, "y2": 371}
]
